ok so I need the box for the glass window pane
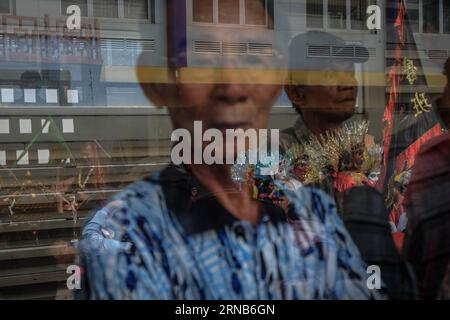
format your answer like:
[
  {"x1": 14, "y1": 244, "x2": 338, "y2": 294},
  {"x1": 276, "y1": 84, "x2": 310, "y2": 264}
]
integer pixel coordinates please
[
  {"x1": 306, "y1": 0, "x2": 324, "y2": 28},
  {"x1": 328, "y1": 0, "x2": 347, "y2": 29},
  {"x1": 444, "y1": 1, "x2": 450, "y2": 33},
  {"x1": 3, "y1": 0, "x2": 450, "y2": 302},
  {"x1": 350, "y1": 0, "x2": 368, "y2": 30},
  {"x1": 0, "y1": 0, "x2": 10, "y2": 14},
  {"x1": 93, "y1": 0, "x2": 119, "y2": 18},
  {"x1": 61, "y1": 0, "x2": 88, "y2": 17},
  {"x1": 218, "y1": 0, "x2": 240, "y2": 24},
  {"x1": 245, "y1": 0, "x2": 266, "y2": 25},
  {"x1": 405, "y1": 0, "x2": 419, "y2": 33},
  {"x1": 124, "y1": 0, "x2": 149, "y2": 19},
  {"x1": 193, "y1": 0, "x2": 214, "y2": 23},
  {"x1": 423, "y1": 0, "x2": 439, "y2": 33}
]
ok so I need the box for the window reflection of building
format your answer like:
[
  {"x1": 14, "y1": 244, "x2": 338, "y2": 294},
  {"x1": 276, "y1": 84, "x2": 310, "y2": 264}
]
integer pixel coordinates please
[
  {"x1": 192, "y1": 0, "x2": 272, "y2": 26},
  {"x1": 307, "y1": 0, "x2": 374, "y2": 31},
  {"x1": 423, "y1": 0, "x2": 439, "y2": 33},
  {"x1": 351, "y1": 0, "x2": 370, "y2": 30},
  {"x1": 0, "y1": 0, "x2": 13, "y2": 15},
  {"x1": 307, "y1": 0, "x2": 450, "y2": 35},
  {"x1": 60, "y1": 0, "x2": 153, "y2": 20},
  {"x1": 328, "y1": 0, "x2": 346, "y2": 29},
  {"x1": 94, "y1": 0, "x2": 119, "y2": 18},
  {"x1": 444, "y1": 1, "x2": 450, "y2": 34},
  {"x1": 124, "y1": 0, "x2": 150, "y2": 19},
  {"x1": 2, "y1": 0, "x2": 450, "y2": 300},
  {"x1": 193, "y1": 0, "x2": 214, "y2": 22},
  {"x1": 306, "y1": 0, "x2": 324, "y2": 28},
  {"x1": 219, "y1": 0, "x2": 240, "y2": 24},
  {"x1": 61, "y1": 0, "x2": 88, "y2": 16},
  {"x1": 405, "y1": 0, "x2": 419, "y2": 33},
  {"x1": 403, "y1": 0, "x2": 450, "y2": 35}
]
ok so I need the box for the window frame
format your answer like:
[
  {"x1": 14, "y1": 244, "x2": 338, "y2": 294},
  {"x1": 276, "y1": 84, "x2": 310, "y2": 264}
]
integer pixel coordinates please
[
  {"x1": 327, "y1": 0, "x2": 348, "y2": 30},
  {"x1": 191, "y1": 0, "x2": 270, "y2": 28},
  {"x1": 349, "y1": 0, "x2": 371, "y2": 30},
  {"x1": 306, "y1": 0, "x2": 325, "y2": 29},
  {"x1": 411, "y1": 0, "x2": 450, "y2": 35},
  {"x1": 0, "y1": 0, "x2": 14, "y2": 15},
  {"x1": 306, "y1": 0, "x2": 378, "y2": 32},
  {"x1": 60, "y1": 0, "x2": 154, "y2": 22},
  {"x1": 421, "y1": 0, "x2": 440, "y2": 34},
  {"x1": 307, "y1": 0, "x2": 450, "y2": 35}
]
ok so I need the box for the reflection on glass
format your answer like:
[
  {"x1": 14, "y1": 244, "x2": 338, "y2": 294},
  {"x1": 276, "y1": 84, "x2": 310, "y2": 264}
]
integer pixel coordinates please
[
  {"x1": 61, "y1": 0, "x2": 88, "y2": 16},
  {"x1": 124, "y1": 0, "x2": 149, "y2": 20},
  {"x1": 0, "y1": 0, "x2": 11, "y2": 14},
  {"x1": 218, "y1": 0, "x2": 240, "y2": 24},
  {"x1": 405, "y1": 0, "x2": 419, "y2": 33},
  {"x1": 444, "y1": 1, "x2": 450, "y2": 34},
  {"x1": 350, "y1": 0, "x2": 368, "y2": 30},
  {"x1": 423, "y1": 0, "x2": 439, "y2": 33},
  {"x1": 93, "y1": 0, "x2": 119, "y2": 18},
  {"x1": 306, "y1": 0, "x2": 324, "y2": 28},
  {"x1": 245, "y1": 0, "x2": 267, "y2": 25},
  {"x1": 1, "y1": 0, "x2": 450, "y2": 301},
  {"x1": 328, "y1": 0, "x2": 347, "y2": 29},
  {"x1": 193, "y1": 0, "x2": 214, "y2": 23}
]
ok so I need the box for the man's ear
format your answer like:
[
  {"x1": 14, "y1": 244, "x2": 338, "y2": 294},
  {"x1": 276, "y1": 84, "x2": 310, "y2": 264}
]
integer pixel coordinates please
[{"x1": 284, "y1": 85, "x2": 306, "y2": 107}]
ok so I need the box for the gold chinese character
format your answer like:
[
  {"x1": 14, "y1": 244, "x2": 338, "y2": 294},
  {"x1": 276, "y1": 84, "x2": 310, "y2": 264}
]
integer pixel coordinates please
[
  {"x1": 411, "y1": 92, "x2": 432, "y2": 117},
  {"x1": 403, "y1": 58, "x2": 418, "y2": 85}
]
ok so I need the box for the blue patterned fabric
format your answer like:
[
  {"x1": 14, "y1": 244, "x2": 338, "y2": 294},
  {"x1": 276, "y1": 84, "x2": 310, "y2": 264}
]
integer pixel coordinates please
[{"x1": 78, "y1": 165, "x2": 385, "y2": 300}]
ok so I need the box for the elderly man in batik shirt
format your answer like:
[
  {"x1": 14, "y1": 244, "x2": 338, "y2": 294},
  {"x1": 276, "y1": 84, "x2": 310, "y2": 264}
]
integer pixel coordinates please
[{"x1": 77, "y1": 2, "x2": 384, "y2": 300}]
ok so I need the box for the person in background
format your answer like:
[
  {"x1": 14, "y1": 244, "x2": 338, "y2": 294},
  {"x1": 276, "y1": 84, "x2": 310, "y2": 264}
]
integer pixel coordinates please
[
  {"x1": 403, "y1": 58, "x2": 450, "y2": 299},
  {"x1": 403, "y1": 132, "x2": 450, "y2": 299},
  {"x1": 281, "y1": 31, "x2": 417, "y2": 299},
  {"x1": 280, "y1": 31, "x2": 368, "y2": 151},
  {"x1": 280, "y1": 31, "x2": 380, "y2": 198}
]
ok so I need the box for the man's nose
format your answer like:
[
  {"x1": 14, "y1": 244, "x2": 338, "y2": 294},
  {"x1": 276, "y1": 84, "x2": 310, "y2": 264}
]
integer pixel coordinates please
[{"x1": 213, "y1": 83, "x2": 249, "y2": 105}]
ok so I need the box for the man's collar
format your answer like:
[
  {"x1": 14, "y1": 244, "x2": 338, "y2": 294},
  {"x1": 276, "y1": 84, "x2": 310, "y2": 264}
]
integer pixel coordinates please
[{"x1": 152, "y1": 164, "x2": 286, "y2": 235}]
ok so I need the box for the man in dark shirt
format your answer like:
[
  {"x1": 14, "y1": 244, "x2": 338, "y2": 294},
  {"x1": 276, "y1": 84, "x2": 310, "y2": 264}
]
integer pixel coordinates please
[
  {"x1": 403, "y1": 131, "x2": 450, "y2": 299},
  {"x1": 280, "y1": 31, "x2": 368, "y2": 152},
  {"x1": 281, "y1": 31, "x2": 418, "y2": 299},
  {"x1": 403, "y1": 58, "x2": 450, "y2": 299}
]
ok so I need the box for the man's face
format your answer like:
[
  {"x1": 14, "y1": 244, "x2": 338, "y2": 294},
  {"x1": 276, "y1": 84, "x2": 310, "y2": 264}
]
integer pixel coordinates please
[
  {"x1": 298, "y1": 62, "x2": 358, "y2": 122},
  {"x1": 149, "y1": 2, "x2": 283, "y2": 158},
  {"x1": 168, "y1": 81, "x2": 281, "y2": 135}
]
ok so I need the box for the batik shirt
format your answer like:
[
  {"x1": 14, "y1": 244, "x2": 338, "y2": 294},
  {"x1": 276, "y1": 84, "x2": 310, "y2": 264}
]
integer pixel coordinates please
[{"x1": 78, "y1": 164, "x2": 385, "y2": 300}]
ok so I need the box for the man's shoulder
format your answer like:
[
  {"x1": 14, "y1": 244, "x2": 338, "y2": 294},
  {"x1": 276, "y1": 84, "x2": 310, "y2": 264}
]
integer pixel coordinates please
[
  {"x1": 409, "y1": 131, "x2": 450, "y2": 181},
  {"x1": 87, "y1": 170, "x2": 167, "y2": 229},
  {"x1": 112, "y1": 172, "x2": 164, "y2": 204}
]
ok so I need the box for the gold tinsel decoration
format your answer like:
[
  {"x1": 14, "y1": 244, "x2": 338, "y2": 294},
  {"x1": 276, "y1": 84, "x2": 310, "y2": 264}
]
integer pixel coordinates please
[{"x1": 286, "y1": 120, "x2": 381, "y2": 185}]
